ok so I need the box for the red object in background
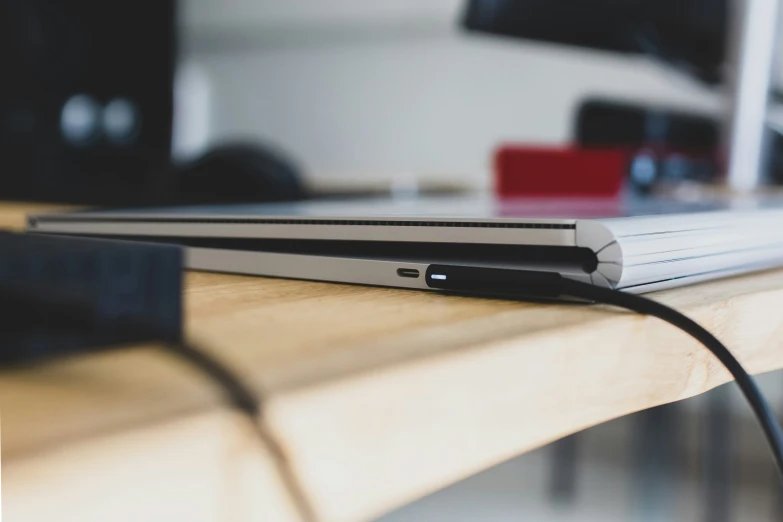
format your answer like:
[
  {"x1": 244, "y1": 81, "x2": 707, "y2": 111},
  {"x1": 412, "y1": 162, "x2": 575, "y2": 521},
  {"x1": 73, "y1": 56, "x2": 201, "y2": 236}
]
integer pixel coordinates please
[{"x1": 495, "y1": 146, "x2": 627, "y2": 198}]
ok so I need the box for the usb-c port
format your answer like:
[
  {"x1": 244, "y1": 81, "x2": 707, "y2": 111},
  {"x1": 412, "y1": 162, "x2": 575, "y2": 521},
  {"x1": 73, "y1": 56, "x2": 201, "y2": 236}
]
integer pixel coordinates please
[{"x1": 397, "y1": 268, "x2": 420, "y2": 279}]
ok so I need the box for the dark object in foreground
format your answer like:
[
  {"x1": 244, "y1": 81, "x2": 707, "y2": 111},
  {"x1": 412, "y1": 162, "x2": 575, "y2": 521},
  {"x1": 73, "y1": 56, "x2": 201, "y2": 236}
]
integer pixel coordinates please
[{"x1": 0, "y1": 232, "x2": 182, "y2": 365}]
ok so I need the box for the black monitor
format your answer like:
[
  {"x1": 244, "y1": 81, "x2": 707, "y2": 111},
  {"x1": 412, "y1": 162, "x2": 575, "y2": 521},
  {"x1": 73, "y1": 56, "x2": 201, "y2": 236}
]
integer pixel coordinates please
[{"x1": 463, "y1": 0, "x2": 728, "y2": 85}]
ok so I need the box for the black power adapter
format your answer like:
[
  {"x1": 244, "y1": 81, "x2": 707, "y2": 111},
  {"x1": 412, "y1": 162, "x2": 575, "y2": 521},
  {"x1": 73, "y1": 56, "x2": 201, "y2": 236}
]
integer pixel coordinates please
[{"x1": 0, "y1": 232, "x2": 182, "y2": 365}]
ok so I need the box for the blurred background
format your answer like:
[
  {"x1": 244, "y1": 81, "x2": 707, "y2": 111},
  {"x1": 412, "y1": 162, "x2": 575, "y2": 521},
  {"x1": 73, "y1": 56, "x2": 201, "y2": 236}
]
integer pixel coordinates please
[
  {"x1": 4, "y1": 0, "x2": 783, "y2": 520},
  {"x1": 8, "y1": 0, "x2": 782, "y2": 205},
  {"x1": 181, "y1": 0, "x2": 725, "y2": 191}
]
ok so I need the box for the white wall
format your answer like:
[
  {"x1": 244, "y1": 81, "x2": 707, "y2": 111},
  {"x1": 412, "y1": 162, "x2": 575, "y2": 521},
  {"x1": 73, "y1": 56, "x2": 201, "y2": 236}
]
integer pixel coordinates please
[{"x1": 181, "y1": 0, "x2": 724, "y2": 190}]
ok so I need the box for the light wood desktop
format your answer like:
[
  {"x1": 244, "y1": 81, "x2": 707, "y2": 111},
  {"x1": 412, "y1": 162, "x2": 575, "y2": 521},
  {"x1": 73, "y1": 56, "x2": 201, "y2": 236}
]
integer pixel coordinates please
[{"x1": 3, "y1": 202, "x2": 783, "y2": 522}]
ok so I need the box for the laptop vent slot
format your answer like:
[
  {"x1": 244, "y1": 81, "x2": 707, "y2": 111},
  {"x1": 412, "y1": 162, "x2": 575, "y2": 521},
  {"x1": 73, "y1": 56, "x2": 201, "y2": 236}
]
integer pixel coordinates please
[{"x1": 31, "y1": 217, "x2": 576, "y2": 230}]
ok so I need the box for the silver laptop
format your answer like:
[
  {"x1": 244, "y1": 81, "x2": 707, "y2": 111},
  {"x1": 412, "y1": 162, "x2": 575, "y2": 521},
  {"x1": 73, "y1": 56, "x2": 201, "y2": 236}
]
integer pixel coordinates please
[{"x1": 27, "y1": 196, "x2": 783, "y2": 295}]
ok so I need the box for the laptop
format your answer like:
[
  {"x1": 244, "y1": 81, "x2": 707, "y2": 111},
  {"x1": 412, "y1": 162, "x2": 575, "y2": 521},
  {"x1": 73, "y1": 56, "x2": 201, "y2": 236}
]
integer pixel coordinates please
[{"x1": 27, "y1": 195, "x2": 783, "y2": 295}]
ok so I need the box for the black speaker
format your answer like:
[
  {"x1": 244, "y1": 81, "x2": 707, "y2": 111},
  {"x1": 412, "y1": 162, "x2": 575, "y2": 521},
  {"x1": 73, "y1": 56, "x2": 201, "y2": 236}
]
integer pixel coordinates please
[{"x1": 0, "y1": 0, "x2": 176, "y2": 204}]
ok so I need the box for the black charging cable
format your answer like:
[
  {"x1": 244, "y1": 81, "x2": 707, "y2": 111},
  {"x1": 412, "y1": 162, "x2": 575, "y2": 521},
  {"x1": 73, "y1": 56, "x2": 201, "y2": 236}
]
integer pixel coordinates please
[
  {"x1": 558, "y1": 278, "x2": 783, "y2": 479},
  {"x1": 426, "y1": 264, "x2": 783, "y2": 481},
  {"x1": 159, "y1": 338, "x2": 317, "y2": 522}
]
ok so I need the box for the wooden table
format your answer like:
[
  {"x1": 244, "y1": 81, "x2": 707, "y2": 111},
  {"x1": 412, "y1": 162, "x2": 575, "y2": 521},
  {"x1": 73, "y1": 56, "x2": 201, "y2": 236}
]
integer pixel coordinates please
[{"x1": 4, "y1": 203, "x2": 783, "y2": 522}]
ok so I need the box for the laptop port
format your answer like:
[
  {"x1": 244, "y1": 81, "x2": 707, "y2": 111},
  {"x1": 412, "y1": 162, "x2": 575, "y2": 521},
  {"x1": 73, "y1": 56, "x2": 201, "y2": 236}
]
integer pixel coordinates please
[{"x1": 397, "y1": 268, "x2": 420, "y2": 279}]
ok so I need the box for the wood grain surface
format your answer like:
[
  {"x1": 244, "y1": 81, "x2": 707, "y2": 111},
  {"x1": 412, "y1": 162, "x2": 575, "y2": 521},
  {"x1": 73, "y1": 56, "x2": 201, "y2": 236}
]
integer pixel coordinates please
[{"x1": 4, "y1": 203, "x2": 783, "y2": 522}]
